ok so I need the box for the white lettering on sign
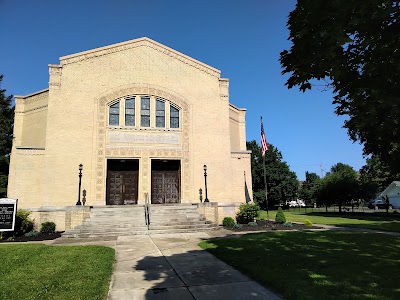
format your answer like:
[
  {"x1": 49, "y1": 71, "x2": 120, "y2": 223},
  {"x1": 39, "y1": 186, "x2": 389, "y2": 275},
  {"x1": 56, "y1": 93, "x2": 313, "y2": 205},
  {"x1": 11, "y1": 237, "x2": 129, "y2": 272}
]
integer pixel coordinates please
[
  {"x1": 108, "y1": 131, "x2": 180, "y2": 145},
  {"x1": 0, "y1": 198, "x2": 17, "y2": 232}
]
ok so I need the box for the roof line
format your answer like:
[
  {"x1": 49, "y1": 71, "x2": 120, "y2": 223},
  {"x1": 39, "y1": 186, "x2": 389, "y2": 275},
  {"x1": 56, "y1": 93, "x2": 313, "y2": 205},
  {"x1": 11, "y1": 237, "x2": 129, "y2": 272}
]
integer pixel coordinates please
[
  {"x1": 15, "y1": 88, "x2": 49, "y2": 99},
  {"x1": 229, "y1": 103, "x2": 246, "y2": 111},
  {"x1": 59, "y1": 37, "x2": 221, "y2": 75}
]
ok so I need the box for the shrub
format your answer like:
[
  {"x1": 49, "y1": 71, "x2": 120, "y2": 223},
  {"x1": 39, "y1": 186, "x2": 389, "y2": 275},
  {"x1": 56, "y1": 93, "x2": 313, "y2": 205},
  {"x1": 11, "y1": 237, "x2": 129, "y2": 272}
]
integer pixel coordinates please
[
  {"x1": 248, "y1": 222, "x2": 258, "y2": 227},
  {"x1": 304, "y1": 219, "x2": 313, "y2": 226},
  {"x1": 233, "y1": 224, "x2": 242, "y2": 229},
  {"x1": 40, "y1": 222, "x2": 56, "y2": 234},
  {"x1": 24, "y1": 230, "x2": 40, "y2": 237},
  {"x1": 275, "y1": 207, "x2": 286, "y2": 224},
  {"x1": 222, "y1": 217, "x2": 236, "y2": 227},
  {"x1": 283, "y1": 221, "x2": 293, "y2": 227},
  {"x1": 236, "y1": 203, "x2": 260, "y2": 224},
  {"x1": 15, "y1": 210, "x2": 34, "y2": 236}
]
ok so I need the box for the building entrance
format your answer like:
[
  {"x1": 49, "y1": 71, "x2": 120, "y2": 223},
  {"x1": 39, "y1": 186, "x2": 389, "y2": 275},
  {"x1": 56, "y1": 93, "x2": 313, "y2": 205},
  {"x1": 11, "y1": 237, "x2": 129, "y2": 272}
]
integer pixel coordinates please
[
  {"x1": 106, "y1": 159, "x2": 139, "y2": 205},
  {"x1": 151, "y1": 160, "x2": 180, "y2": 204}
]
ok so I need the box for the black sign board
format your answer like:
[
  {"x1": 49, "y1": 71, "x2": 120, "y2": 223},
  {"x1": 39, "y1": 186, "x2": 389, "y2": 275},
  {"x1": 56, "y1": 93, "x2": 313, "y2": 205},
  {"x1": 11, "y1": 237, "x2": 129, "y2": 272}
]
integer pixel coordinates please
[{"x1": 0, "y1": 199, "x2": 17, "y2": 231}]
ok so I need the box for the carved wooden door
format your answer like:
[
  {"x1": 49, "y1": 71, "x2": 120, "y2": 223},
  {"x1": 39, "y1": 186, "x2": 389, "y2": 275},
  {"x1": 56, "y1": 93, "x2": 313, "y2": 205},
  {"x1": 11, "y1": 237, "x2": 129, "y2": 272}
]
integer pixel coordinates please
[
  {"x1": 151, "y1": 171, "x2": 180, "y2": 204},
  {"x1": 122, "y1": 171, "x2": 138, "y2": 204},
  {"x1": 107, "y1": 171, "x2": 123, "y2": 205},
  {"x1": 107, "y1": 171, "x2": 138, "y2": 205}
]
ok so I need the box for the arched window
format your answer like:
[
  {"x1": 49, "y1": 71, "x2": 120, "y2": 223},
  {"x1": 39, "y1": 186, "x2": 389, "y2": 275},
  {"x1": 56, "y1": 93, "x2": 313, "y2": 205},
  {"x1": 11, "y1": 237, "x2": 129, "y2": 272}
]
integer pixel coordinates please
[
  {"x1": 125, "y1": 97, "x2": 135, "y2": 126},
  {"x1": 109, "y1": 101, "x2": 120, "y2": 126},
  {"x1": 107, "y1": 95, "x2": 180, "y2": 129},
  {"x1": 170, "y1": 105, "x2": 179, "y2": 128},
  {"x1": 140, "y1": 96, "x2": 150, "y2": 127},
  {"x1": 156, "y1": 98, "x2": 165, "y2": 128}
]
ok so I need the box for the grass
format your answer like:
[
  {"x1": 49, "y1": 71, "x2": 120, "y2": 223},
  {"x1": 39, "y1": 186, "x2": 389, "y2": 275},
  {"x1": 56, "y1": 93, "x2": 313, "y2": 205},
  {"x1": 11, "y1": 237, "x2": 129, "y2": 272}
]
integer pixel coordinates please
[
  {"x1": 200, "y1": 231, "x2": 400, "y2": 300},
  {"x1": 259, "y1": 210, "x2": 400, "y2": 232},
  {"x1": 0, "y1": 244, "x2": 115, "y2": 300}
]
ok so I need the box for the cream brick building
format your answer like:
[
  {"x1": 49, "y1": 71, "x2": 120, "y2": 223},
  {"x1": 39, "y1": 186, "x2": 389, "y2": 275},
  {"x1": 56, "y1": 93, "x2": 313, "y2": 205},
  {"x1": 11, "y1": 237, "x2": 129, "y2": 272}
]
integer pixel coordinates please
[{"x1": 8, "y1": 37, "x2": 252, "y2": 210}]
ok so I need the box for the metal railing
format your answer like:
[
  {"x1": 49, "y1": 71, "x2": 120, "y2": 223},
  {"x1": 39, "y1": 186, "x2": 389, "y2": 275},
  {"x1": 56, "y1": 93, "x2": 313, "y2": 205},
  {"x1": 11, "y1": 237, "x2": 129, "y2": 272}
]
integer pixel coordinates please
[{"x1": 144, "y1": 193, "x2": 150, "y2": 229}]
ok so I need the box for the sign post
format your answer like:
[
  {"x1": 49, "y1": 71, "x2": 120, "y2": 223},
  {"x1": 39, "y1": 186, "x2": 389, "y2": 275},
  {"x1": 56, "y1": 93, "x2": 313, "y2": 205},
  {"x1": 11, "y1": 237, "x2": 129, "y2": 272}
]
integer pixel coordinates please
[{"x1": 0, "y1": 198, "x2": 18, "y2": 233}]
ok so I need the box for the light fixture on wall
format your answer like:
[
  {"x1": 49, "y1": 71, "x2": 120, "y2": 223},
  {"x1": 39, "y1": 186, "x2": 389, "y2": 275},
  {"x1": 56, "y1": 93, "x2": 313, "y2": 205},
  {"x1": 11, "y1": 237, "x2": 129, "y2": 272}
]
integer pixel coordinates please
[{"x1": 203, "y1": 164, "x2": 209, "y2": 202}]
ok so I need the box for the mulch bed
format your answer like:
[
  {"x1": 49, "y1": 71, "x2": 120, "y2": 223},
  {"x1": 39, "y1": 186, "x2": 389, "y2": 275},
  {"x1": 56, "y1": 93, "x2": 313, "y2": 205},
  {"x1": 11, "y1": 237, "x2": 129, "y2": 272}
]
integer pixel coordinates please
[
  {"x1": 0, "y1": 232, "x2": 62, "y2": 243},
  {"x1": 226, "y1": 220, "x2": 323, "y2": 232}
]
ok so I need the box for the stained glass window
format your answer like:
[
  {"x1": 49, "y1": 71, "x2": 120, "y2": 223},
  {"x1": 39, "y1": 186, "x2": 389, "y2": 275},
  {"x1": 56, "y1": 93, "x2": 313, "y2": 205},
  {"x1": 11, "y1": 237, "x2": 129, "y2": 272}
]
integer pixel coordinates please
[
  {"x1": 156, "y1": 99, "x2": 165, "y2": 128},
  {"x1": 141, "y1": 96, "x2": 150, "y2": 127},
  {"x1": 109, "y1": 101, "x2": 120, "y2": 126},
  {"x1": 125, "y1": 97, "x2": 135, "y2": 126},
  {"x1": 170, "y1": 105, "x2": 179, "y2": 128}
]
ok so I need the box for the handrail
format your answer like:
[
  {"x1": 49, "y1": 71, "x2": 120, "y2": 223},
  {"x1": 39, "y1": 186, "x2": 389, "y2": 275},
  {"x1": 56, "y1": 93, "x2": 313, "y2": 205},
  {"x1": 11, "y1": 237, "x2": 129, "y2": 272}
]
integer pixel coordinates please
[{"x1": 144, "y1": 193, "x2": 150, "y2": 230}]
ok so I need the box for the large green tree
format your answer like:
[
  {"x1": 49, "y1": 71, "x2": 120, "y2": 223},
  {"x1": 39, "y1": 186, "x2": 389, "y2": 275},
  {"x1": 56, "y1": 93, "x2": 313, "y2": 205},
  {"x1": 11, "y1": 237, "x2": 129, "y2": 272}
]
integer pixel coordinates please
[
  {"x1": 313, "y1": 163, "x2": 359, "y2": 212},
  {"x1": 298, "y1": 171, "x2": 319, "y2": 205},
  {"x1": 247, "y1": 140, "x2": 298, "y2": 209},
  {"x1": 0, "y1": 75, "x2": 14, "y2": 197},
  {"x1": 280, "y1": 1, "x2": 400, "y2": 174},
  {"x1": 359, "y1": 154, "x2": 400, "y2": 197}
]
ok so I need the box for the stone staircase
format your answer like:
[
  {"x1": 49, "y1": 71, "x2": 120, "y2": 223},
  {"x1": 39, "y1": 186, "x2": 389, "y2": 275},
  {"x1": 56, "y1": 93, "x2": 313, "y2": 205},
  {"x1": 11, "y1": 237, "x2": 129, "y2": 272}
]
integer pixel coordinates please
[{"x1": 62, "y1": 204, "x2": 215, "y2": 238}]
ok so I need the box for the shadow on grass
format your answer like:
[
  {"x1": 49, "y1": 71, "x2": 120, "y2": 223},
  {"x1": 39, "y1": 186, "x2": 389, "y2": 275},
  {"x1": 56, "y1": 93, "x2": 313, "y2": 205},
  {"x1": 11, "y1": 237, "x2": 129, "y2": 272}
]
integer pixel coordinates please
[
  {"x1": 271, "y1": 210, "x2": 400, "y2": 233},
  {"x1": 199, "y1": 231, "x2": 400, "y2": 300},
  {"x1": 302, "y1": 211, "x2": 400, "y2": 221}
]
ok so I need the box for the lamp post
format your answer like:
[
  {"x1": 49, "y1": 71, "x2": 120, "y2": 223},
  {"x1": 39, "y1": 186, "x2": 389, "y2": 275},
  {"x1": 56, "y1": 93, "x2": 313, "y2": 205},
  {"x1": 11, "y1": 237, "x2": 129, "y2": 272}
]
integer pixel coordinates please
[
  {"x1": 203, "y1": 164, "x2": 209, "y2": 202},
  {"x1": 76, "y1": 164, "x2": 83, "y2": 206}
]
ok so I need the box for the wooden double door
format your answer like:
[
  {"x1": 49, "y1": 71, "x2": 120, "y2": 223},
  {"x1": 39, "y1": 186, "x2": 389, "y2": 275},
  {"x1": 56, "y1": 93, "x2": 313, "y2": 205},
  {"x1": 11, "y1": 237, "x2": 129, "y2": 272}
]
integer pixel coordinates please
[
  {"x1": 151, "y1": 171, "x2": 180, "y2": 204},
  {"x1": 106, "y1": 171, "x2": 138, "y2": 205}
]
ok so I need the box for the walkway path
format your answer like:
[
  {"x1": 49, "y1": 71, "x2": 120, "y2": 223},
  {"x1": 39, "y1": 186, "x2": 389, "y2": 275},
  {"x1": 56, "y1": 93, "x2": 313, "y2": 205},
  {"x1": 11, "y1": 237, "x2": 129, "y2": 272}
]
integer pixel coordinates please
[
  {"x1": 47, "y1": 224, "x2": 400, "y2": 299},
  {"x1": 54, "y1": 232, "x2": 281, "y2": 300}
]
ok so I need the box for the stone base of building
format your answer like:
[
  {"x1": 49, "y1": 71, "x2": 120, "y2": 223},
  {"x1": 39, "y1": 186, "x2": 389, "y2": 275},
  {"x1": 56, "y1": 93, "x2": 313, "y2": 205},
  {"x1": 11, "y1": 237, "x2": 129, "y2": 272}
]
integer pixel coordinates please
[{"x1": 27, "y1": 202, "x2": 243, "y2": 232}]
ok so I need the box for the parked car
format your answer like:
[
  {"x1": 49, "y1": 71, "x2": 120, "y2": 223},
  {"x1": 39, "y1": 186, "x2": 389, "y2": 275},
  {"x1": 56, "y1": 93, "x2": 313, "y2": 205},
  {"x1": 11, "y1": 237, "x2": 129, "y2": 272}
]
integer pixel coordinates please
[
  {"x1": 367, "y1": 199, "x2": 392, "y2": 210},
  {"x1": 286, "y1": 200, "x2": 306, "y2": 208}
]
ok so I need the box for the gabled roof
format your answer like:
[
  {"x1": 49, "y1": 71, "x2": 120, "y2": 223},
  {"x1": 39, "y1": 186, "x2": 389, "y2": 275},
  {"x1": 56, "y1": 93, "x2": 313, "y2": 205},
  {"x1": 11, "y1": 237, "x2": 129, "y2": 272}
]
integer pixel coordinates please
[
  {"x1": 59, "y1": 37, "x2": 221, "y2": 78},
  {"x1": 380, "y1": 181, "x2": 400, "y2": 196}
]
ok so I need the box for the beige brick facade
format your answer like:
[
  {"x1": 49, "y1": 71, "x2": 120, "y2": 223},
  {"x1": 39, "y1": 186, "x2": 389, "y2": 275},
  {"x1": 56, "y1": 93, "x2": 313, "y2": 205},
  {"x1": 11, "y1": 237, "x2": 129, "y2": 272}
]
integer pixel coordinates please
[{"x1": 8, "y1": 37, "x2": 252, "y2": 209}]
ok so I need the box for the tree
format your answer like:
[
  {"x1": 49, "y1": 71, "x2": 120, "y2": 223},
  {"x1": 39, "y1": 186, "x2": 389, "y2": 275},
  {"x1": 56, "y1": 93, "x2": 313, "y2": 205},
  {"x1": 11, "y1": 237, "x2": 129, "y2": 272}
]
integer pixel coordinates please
[
  {"x1": 359, "y1": 154, "x2": 400, "y2": 198},
  {"x1": 280, "y1": 1, "x2": 400, "y2": 174},
  {"x1": 247, "y1": 140, "x2": 298, "y2": 209},
  {"x1": 298, "y1": 171, "x2": 319, "y2": 205},
  {"x1": 313, "y1": 163, "x2": 359, "y2": 212},
  {"x1": 0, "y1": 75, "x2": 14, "y2": 197}
]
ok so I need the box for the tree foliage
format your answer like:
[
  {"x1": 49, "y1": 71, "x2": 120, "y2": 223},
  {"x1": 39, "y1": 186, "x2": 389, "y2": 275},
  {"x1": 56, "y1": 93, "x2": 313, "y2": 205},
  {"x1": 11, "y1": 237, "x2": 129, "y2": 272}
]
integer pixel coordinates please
[
  {"x1": 0, "y1": 75, "x2": 14, "y2": 197},
  {"x1": 359, "y1": 154, "x2": 400, "y2": 196},
  {"x1": 298, "y1": 171, "x2": 319, "y2": 204},
  {"x1": 313, "y1": 163, "x2": 360, "y2": 212},
  {"x1": 247, "y1": 140, "x2": 298, "y2": 209},
  {"x1": 280, "y1": 1, "x2": 400, "y2": 174}
]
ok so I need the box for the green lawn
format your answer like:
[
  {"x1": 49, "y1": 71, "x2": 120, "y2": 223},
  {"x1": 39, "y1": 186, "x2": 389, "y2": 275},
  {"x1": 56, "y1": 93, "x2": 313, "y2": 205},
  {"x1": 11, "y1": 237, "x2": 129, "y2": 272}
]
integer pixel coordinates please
[
  {"x1": 200, "y1": 231, "x2": 400, "y2": 300},
  {"x1": 0, "y1": 244, "x2": 115, "y2": 300},
  {"x1": 259, "y1": 210, "x2": 400, "y2": 232}
]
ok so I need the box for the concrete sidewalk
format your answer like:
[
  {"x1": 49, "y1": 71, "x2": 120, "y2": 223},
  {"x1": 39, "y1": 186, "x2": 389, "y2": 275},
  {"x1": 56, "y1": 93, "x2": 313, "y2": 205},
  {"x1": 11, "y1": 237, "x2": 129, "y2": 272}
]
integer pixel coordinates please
[
  {"x1": 106, "y1": 232, "x2": 281, "y2": 300},
  {"x1": 53, "y1": 232, "x2": 281, "y2": 300}
]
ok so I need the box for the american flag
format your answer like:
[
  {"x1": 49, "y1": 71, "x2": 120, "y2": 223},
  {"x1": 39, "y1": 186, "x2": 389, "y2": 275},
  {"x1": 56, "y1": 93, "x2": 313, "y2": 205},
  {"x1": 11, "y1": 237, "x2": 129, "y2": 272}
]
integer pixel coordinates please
[{"x1": 260, "y1": 117, "x2": 268, "y2": 158}]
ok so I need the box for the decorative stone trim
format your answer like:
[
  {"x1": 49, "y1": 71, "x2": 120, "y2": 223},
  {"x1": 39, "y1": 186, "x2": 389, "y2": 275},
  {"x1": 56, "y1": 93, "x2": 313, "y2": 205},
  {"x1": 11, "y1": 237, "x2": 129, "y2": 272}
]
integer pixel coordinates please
[
  {"x1": 95, "y1": 84, "x2": 191, "y2": 202},
  {"x1": 60, "y1": 38, "x2": 220, "y2": 78},
  {"x1": 231, "y1": 151, "x2": 251, "y2": 159},
  {"x1": 15, "y1": 148, "x2": 46, "y2": 156},
  {"x1": 49, "y1": 65, "x2": 62, "y2": 87},
  {"x1": 15, "y1": 104, "x2": 48, "y2": 114}
]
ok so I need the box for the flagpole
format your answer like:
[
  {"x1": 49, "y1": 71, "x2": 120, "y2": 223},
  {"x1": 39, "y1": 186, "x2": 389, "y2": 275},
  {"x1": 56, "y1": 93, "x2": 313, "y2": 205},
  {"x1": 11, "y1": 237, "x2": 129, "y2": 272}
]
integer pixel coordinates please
[
  {"x1": 263, "y1": 155, "x2": 269, "y2": 223},
  {"x1": 261, "y1": 116, "x2": 269, "y2": 223}
]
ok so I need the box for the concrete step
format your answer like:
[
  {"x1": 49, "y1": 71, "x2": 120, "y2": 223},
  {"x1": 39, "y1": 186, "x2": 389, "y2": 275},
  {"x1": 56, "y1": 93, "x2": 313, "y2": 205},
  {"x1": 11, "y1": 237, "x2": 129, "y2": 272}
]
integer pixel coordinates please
[
  {"x1": 149, "y1": 224, "x2": 214, "y2": 230},
  {"x1": 62, "y1": 204, "x2": 213, "y2": 238}
]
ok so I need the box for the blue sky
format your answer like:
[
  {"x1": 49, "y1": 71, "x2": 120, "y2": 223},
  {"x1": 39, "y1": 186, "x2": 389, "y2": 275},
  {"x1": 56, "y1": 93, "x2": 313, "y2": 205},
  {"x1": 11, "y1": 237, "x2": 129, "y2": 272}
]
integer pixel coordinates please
[{"x1": 0, "y1": 0, "x2": 366, "y2": 180}]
